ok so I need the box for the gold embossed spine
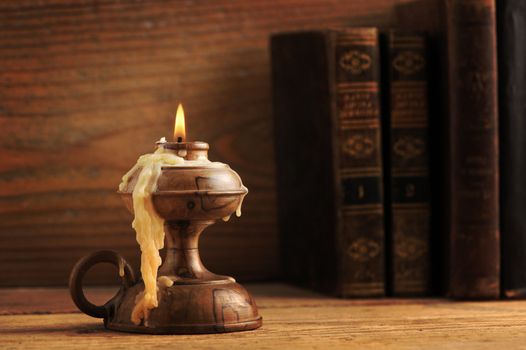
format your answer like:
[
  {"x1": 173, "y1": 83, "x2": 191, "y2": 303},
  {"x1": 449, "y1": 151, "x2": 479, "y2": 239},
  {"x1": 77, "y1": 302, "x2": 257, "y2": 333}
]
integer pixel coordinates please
[
  {"x1": 387, "y1": 31, "x2": 431, "y2": 296},
  {"x1": 333, "y1": 28, "x2": 385, "y2": 297}
]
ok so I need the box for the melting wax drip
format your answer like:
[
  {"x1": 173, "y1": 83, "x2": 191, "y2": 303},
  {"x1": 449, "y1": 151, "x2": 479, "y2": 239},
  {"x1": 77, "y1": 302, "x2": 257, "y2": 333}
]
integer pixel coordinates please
[
  {"x1": 119, "y1": 147, "x2": 184, "y2": 325},
  {"x1": 118, "y1": 257, "x2": 125, "y2": 278},
  {"x1": 222, "y1": 186, "x2": 247, "y2": 222}
]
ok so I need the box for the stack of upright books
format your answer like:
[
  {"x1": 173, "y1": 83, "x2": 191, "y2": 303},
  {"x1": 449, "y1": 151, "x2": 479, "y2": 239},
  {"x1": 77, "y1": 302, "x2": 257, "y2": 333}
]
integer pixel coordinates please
[{"x1": 271, "y1": 0, "x2": 526, "y2": 299}]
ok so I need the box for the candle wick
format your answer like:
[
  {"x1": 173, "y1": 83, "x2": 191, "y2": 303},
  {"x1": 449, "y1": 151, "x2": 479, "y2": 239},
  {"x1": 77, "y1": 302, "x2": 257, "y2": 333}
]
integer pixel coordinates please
[{"x1": 177, "y1": 137, "x2": 183, "y2": 143}]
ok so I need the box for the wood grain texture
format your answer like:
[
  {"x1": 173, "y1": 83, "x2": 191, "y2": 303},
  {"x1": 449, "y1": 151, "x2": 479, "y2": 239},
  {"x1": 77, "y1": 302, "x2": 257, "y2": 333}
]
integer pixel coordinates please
[
  {"x1": 0, "y1": 0, "x2": 441, "y2": 286},
  {"x1": 1, "y1": 284, "x2": 525, "y2": 349},
  {"x1": 0, "y1": 283, "x2": 437, "y2": 315}
]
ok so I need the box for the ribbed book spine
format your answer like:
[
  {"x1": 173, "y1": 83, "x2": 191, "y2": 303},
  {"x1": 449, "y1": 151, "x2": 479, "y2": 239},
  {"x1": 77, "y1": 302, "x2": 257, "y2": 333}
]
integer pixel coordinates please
[
  {"x1": 497, "y1": 0, "x2": 526, "y2": 299},
  {"x1": 387, "y1": 31, "x2": 431, "y2": 295},
  {"x1": 447, "y1": 0, "x2": 500, "y2": 299},
  {"x1": 333, "y1": 29, "x2": 385, "y2": 297}
]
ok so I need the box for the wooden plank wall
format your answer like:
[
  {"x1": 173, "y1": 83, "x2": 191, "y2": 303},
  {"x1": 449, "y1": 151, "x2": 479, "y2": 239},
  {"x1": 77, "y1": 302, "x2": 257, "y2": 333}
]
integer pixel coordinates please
[{"x1": 0, "y1": 0, "x2": 440, "y2": 286}]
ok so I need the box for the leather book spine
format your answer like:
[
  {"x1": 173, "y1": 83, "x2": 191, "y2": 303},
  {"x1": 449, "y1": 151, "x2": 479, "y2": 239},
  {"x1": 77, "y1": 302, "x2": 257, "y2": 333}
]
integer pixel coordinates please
[
  {"x1": 271, "y1": 31, "x2": 338, "y2": 294},
  {"x1": 447, "y1": 0, "x2": 500, "y2": 299},
  {"x1": 387, "y1": 31, "x2": 431, "y2": 295},
  {"x1": 497, "y1": 0, "x2": 526, "y2": 299},
  {"x1": 332, "y1": 28, "x2": 385, "y2": 297}
]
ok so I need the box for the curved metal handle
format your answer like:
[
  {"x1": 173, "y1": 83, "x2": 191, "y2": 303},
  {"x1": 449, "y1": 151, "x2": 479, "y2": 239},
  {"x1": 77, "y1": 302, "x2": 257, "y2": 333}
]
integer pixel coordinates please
[{"x1": 69, "y1": 250, "x2": 136, "y2": 319}]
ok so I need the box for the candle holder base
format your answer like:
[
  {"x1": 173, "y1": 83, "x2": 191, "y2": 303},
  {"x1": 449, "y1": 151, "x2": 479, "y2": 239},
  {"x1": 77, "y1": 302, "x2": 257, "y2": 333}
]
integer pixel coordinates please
[
  {"x1": 106, "y1": 280, "x2": 262, "y2": 334},
  {"x1": 69, "y1": 250, "x2": 262, "y2": 335}
]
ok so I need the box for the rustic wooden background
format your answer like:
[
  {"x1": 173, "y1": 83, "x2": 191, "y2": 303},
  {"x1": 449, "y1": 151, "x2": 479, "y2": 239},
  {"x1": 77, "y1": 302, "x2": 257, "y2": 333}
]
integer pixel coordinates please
[{"x1": 0, "y1": 0, "x2": 440, "y2": 286}]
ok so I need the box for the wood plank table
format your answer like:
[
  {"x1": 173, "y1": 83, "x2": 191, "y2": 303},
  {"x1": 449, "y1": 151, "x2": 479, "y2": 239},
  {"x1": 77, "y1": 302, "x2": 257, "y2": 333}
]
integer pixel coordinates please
[{"x1": 1, "y1": 283, "x2": 525, "y2": 349}]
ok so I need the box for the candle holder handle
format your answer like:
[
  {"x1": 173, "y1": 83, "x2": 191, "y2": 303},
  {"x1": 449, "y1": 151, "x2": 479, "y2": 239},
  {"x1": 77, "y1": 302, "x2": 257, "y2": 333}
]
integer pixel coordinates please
[{"x1": 69, "y1": 250, "x2": 136, "y2": 319}]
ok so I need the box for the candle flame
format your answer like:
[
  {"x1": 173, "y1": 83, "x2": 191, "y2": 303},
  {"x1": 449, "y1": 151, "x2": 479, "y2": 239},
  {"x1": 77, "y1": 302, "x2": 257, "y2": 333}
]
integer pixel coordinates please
[{"x1": 174, "y1": 103, "x2": 186, "y2": 142}]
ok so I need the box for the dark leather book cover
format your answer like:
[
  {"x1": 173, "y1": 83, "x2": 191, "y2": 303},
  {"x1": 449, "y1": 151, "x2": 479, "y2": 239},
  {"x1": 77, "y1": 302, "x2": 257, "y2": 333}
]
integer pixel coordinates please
[
  {"x1": 271, "y1": 31, "x2": 338, "y2": 293},
  {"x1": 333, "y1": 28, "x2": 385, "y2": 297},
  {"x1": 271, "y1": 28, "x2": 385, "y2": 297},
  {"x1": 386, "y1": 31, "x2": 431, "y2": 295},
  {"x1": 393, "y1": 1, "x2": 450, "y2": 296},
  {"x1": 497, "y1": 0, "x2": 526, "y2": 299},
  {"x1": 446, "y1": 0, "x2": 500, "y2": 299}
]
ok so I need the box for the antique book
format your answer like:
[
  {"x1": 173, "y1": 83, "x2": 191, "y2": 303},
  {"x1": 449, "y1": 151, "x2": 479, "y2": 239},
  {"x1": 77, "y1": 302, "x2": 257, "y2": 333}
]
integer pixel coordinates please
[
  {"x1": 385, "y1": 31, "x2": 431, "y2": 295},
  {"x1": 497, "y1": 0, "x2": 526, "y2": 299},
  {"x1": 271, "y1": 28, "x2": 385, "y2": 297},
  {"x1": 446, "y1": 0, "x2": 500, "y2": 299}
]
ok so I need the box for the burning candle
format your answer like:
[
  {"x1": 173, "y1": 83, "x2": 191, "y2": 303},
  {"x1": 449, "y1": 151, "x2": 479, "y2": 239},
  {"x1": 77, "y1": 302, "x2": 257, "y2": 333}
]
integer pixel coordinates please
[
  {"x1": 174, "y1": 103, "x2": 186, "y2": 142},
  {"x1": 118, "y1": 105, "x2": 246, "y2": 326}
]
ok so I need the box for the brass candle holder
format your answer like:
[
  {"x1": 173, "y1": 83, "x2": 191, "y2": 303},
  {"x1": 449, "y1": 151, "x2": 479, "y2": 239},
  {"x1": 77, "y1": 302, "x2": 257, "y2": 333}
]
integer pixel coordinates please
[{"x1": 69, "y1": 141, "x2": 262, "y2": 334}]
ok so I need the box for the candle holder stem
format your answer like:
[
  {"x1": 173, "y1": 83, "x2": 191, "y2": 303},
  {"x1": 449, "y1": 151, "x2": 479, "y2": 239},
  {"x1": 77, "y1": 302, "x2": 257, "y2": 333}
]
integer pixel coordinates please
[{"x1": 159, "y1": 220, "x2": 233, "y2": 283}]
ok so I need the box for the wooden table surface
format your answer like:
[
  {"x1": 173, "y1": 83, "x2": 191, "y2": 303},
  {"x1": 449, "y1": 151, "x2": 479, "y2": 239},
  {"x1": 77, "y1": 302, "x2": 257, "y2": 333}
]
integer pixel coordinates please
[{"x1": 1, "y1": 283, "x2": 525, "y2": 349}]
